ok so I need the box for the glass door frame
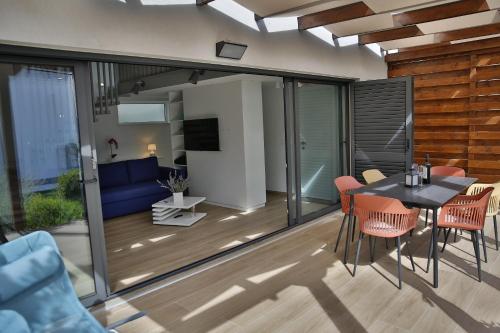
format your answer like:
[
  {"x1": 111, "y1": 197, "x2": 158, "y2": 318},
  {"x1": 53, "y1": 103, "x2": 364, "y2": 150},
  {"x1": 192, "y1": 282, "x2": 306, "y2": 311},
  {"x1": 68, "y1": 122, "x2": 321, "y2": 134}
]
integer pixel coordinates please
[
  {"x1": 0, "y1": 55, "x2": 108, "y2": 306},
  {"x1": 284, "y1": 77, "x2": 350, "y2": 225}
]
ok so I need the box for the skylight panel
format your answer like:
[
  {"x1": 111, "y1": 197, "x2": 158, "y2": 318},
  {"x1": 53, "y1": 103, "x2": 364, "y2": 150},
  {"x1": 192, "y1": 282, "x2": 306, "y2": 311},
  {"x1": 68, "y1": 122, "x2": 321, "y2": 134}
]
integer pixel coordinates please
[
  {"x1": 365, "y1": 43, "x2": 382, "y2": 57},
  {"x1": 209, "y1": 0, "x2": 259, "y2": 31},
  {"x1": 263, "y1": 16, "x2": 298, "y2": 32},
  {"x1": 307, "y1": 27, "x2": 335, "y2": 46},
  {"x1": 141, "y1": 0, "x2": 195, "y2": 4},
  {"x1": 337, "y1": 35, "x2": 359, "y2": 47}
]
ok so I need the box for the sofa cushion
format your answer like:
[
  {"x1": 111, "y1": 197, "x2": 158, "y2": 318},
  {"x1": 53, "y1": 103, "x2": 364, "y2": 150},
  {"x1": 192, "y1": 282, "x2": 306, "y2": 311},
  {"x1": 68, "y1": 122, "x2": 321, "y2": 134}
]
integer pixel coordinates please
[
  {"x1": 127, "y1": 157, "x2": 160, "y2": 184},
  {"x1": 100, "y1": 181, "x2": 169, "y2": 204},
  {"x1": 98, "y1": 161, "x2": 129, "y2": 189}
]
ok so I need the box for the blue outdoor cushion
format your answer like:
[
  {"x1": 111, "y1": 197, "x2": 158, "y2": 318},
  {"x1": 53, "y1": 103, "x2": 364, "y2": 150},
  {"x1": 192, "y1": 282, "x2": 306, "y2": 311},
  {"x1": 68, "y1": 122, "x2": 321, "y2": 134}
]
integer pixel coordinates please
[
  {"x1": 0, "y1": 310, "x2": 30, "y2": 333},
  {"x1": 127, "y1": 157, "x2": 160, "y2": 184},
  {"x1": 0, "y1": 246, "x2": 62, "y2": 303},
  {"x1": 98, "y1": 161, "x2": 129, "y2": 189},
  {"x1": 100, "y1": 181, "x2": 168, "y2": 204}
]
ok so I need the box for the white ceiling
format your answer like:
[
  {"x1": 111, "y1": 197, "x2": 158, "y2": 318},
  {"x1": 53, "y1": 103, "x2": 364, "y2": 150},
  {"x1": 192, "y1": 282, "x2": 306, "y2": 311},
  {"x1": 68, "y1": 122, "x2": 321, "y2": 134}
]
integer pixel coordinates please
[{"x1": 139, "y1": 0, "x2": 500, "y2": 51}]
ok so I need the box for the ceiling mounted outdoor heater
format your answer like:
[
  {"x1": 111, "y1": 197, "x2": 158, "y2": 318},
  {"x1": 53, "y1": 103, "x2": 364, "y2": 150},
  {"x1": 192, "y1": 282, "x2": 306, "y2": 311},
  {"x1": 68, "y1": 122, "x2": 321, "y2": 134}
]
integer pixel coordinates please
[{"x1": 215, "y1": 41, "x2": 247, "y2": 60}]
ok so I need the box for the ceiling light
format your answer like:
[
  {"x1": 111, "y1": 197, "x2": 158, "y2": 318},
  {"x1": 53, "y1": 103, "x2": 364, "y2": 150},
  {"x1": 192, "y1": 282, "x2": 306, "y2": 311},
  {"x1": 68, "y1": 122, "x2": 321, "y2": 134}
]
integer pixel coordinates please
[
  {"x1": 216, "y1": 41, "x2": 248, "y2": 60},
  {"x1": 208, "y1": 0, "x2": 259, "y2": 31},
  {"x1": 307, "y1": 27, "x2": 335, "y2": 46},
  {"x1": 263, "y1": 16, "x2": 298, "y2": 32}
]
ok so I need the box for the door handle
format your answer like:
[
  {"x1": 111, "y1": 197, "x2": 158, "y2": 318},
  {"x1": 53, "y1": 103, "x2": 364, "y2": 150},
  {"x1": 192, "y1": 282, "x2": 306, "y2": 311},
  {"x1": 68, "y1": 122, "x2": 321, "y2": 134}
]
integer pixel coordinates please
[{"x1": 81, "y1": 177, "x2": 98, "y2": 185}]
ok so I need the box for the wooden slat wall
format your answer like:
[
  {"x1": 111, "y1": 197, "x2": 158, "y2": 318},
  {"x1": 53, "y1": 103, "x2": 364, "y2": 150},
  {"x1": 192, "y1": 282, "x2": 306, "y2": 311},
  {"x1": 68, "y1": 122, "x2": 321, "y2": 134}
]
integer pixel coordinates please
[{"x1": 388, "y1": 50, "x2": 500, "y2": 183}]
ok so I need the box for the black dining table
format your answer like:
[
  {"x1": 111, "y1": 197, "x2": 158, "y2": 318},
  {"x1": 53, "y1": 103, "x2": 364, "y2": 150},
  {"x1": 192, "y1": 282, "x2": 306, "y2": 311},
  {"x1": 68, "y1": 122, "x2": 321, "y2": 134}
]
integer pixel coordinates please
[{"x1": 344, "y1": 173, "x2": 477, "y2": 288}]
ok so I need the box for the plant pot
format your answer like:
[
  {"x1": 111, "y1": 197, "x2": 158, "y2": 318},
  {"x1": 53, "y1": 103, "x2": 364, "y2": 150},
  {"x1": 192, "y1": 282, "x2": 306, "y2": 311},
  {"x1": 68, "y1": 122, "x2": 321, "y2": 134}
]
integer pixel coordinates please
[{"x1": 173, "y1": 192, "x2": 183, "y2": 204}]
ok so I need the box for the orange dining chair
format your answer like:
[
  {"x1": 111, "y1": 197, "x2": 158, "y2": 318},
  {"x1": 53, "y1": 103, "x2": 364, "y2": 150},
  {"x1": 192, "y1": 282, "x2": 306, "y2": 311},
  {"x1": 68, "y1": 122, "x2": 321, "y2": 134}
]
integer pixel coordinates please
[
  {"x1": 424, "y1": 166, "x2": 466, "y2": 227},
  {"x1": 353, "y1": 194, "x2": 419, "y2": 289},
  {"x1": 431, "y1": 166, "x2": 466, "y2": 177},
  {"x1": 334, "y1": 176, "x2": 364, "y2": 252},
  {"x1": 428, "y1": 187, "x2": 493, "y2": 281}
]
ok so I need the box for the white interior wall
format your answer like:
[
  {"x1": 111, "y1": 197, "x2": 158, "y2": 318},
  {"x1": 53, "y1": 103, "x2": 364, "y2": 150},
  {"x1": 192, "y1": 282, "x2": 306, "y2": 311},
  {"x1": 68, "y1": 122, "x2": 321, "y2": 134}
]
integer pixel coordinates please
[
  {"x1": 94, "y1": 107, "x2": 172, "y2": 166},
  {"x1": 183, "y1": 78, "x2": 266, "y2": 211},
  {"x1": 262, "y1": 82, "x2": 287, "y2": 193},
  {"x1": 0, "y1": 0, "x2": 387, "y2": 80},
  {"x1": 241, "y1": 80, "x2": 266, "y2": 209}
]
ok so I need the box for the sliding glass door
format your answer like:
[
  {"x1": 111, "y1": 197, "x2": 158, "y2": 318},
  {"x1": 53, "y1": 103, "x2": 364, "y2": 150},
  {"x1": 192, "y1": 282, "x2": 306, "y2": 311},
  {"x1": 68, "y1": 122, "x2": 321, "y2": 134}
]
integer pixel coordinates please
[
  {"x1": 0, "y1": 58, "x2": 106, "y2": 305},
  {"x1": 285, "y1": 80, "x2": 345, "y2": 223}
]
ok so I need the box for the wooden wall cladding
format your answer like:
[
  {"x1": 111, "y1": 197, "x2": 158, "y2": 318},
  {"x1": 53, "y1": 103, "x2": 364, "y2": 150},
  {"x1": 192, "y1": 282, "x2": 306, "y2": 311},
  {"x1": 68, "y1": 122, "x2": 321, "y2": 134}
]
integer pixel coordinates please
[{"x1": 388, "y1": 51, "x2": 500, "y2": 183}]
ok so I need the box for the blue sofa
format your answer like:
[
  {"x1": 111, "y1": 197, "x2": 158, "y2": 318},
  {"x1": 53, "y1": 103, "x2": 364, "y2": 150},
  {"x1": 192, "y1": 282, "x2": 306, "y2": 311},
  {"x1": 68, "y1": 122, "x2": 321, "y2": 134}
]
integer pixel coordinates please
[
  {"x1": 0, "y1": 231, "x2": 107, "y2": 332},
  {"x1": 98, "y1": 156, "x2": 186, "y2": 220}
]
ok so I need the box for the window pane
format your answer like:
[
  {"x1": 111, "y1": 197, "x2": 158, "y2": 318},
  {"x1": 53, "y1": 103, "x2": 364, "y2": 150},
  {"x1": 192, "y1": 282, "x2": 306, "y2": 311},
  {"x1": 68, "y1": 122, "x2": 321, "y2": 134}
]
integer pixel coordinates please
[
  {"x1": 118, "y1": 103, "x2": 166, "y2": 123},
  {"x1": 0, "y1": 63, "x2": 96, "y2": 298}
]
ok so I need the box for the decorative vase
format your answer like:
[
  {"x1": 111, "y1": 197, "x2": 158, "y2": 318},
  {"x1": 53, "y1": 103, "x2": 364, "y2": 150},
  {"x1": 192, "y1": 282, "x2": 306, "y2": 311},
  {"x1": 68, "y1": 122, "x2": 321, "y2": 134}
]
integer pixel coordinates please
[{"x1": 173, "y1": 192, "x2": 183, "y2": 204}]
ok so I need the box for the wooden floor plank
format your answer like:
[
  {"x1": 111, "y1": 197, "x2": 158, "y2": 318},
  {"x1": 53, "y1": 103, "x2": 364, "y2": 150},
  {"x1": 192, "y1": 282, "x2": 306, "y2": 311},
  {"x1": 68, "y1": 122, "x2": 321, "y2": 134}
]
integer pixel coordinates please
[{"x1": 95, "y1": 211, "x2": 500, "y2": 332}]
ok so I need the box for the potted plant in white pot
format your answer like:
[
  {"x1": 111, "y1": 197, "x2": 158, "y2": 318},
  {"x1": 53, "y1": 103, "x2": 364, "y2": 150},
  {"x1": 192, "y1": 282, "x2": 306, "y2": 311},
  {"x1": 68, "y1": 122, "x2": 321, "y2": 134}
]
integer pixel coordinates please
[{"x1": 158, "y1": 172, "x2": 189, "y2": 204}]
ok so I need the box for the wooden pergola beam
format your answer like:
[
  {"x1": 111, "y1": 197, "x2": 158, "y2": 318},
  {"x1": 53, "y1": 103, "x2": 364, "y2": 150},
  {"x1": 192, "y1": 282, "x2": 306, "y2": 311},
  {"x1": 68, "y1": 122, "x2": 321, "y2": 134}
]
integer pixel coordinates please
[
  {"x1": 298, "y1": 1, "x2": 374, "y2": 30},
  {"x1": 393, "y1": 0, "x2": 489, "y2": 26},
  {"x1": 359, "y1": 25, "x2": 424, "y2": 45},
  {"x1": 434, "y1": 22, "x2": 500, "y2": 43},
  {"x1": 385, "y1": 36, "x2": 500, "y2": 62}
]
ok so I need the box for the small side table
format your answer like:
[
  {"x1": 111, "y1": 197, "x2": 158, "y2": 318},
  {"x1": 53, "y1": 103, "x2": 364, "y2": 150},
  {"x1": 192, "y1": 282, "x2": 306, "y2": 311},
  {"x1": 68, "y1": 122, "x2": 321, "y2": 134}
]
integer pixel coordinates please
[{"x1": 152, "y1": 196, "x2": 207, "y2": 227}]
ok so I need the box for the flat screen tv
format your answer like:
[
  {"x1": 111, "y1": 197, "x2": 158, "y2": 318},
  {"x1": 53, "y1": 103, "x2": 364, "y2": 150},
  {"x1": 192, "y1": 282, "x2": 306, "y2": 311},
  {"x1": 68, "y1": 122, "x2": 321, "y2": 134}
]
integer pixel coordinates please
[{"x1": 183, "y1": 118, "x2": 220, "y2": 151}]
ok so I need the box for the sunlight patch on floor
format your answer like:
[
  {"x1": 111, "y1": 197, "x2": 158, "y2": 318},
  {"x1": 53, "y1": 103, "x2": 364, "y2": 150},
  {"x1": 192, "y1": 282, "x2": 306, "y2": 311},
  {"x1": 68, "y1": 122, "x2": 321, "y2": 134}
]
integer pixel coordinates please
[
  {"x1": 245, "y1": 232, "x2": 264, "y2": 240},
  {"x1": 120, "y1": 272, "x2": 154, "y2": 286},
  {"x1": 131, "y1": 243, "x2": 144, "y2": 249},
  {"x1": 149, "y1": 234, "x2": 175, "y2": 243},
  {"x1": 220, "y1": 240, "x2": 244, "y2": 250},
  {"x1": 311, "y1": 243, "x2": 327, "y2": 256},
  {"x1": 219, "y1": 215, "x2": 238, "y2": 222},
  {"x1": 240, "y1": 209, "x2": 255, "y2": 216},
  {"x1": 182, "y1": 285, "x2": 246, "y2": 321},
  {"x1": 247, "y1": 262, "x2": 299, "y2": 284}
]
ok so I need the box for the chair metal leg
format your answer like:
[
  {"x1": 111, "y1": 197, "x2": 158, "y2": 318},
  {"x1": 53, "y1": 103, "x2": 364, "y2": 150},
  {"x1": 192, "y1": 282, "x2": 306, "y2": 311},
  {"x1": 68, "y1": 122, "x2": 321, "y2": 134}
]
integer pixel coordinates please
[
  {"x1": 396, "y1": 236, "x2": 402, "y2": 289},
  {"x1": 406, "y1": 236, "x2": 415, "y2": 272},
  {"x1": 441, "y1": 228, "x2": 452, "y2": 253},
  {"x1": 494, "y1": 215, "x2": 498, "y2": 251},
  {"x1": 352, "y1": 218, "x2": 357, "y2": 242},
  {"x1": 426, "y1": 231, "x2": 433, "y2": 273},
  {"x1": 472, "y1": 231, "x2": 482, "y2": 282},
  {"x1": 334, "y1": 214, "x2": 347, "y2": 253},
  {"x1": 353, "y1": 233, "x2": 364, "y2": 276},
  {"x1": 480, "y1": 229, "x2": 488, "y2": 263},
  {"x1": 425, "y1": 209, "x2": 429, "y2": 227},
  {"x1": 385, "y1": 238, "x2": 389, "y2": 250},
  {"x1": 454, "y1": 228, "x2": 458, "y2": 242},
  {"x1": 368, "y1": 236, "x2": 374, "y2": 262}
]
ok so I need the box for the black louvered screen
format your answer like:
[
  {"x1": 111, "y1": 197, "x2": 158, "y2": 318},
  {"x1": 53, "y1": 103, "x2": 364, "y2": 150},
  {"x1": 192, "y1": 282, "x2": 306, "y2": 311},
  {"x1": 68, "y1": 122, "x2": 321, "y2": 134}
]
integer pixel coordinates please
[{"x1": 352, "y1": 77, "x2": 413, "y2": 182}]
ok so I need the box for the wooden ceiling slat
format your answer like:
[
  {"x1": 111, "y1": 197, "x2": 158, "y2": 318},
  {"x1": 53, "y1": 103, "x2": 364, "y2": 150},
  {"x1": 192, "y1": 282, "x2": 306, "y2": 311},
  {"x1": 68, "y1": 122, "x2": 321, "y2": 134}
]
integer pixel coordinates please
[
  {"x1": 385, "y1": 36, "x2": 500, "y2": 62},
  {"x1": 434, "y1": 22, "x2": 500, "y2": 43},
  {"x1": 397, "y1": 42, "x2": 451, "y2": 53},
  {"x1": 298, "y1": 1, "x2": 374, "y2": 30},
  {"x1": 359, "y1": 25, "x2": 423, "y2": 45},
  {"x1": 393, "y1": 0, "x2": 490, "y2": 26}
]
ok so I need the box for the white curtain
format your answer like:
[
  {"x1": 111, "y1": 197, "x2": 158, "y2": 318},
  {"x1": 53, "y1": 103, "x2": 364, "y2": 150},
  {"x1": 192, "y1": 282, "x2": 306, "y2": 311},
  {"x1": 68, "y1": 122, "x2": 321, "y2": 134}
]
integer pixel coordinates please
[{"x1": 9, "y1": 66, "x2": 80, "y2": 194}]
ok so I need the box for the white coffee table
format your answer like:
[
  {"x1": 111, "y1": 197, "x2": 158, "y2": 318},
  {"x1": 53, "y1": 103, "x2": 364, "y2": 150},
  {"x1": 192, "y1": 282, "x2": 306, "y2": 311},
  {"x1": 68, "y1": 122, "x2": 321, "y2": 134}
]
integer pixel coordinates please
[{"x1": 152, "y1": 196, "x2": 206, "y2": 226}]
